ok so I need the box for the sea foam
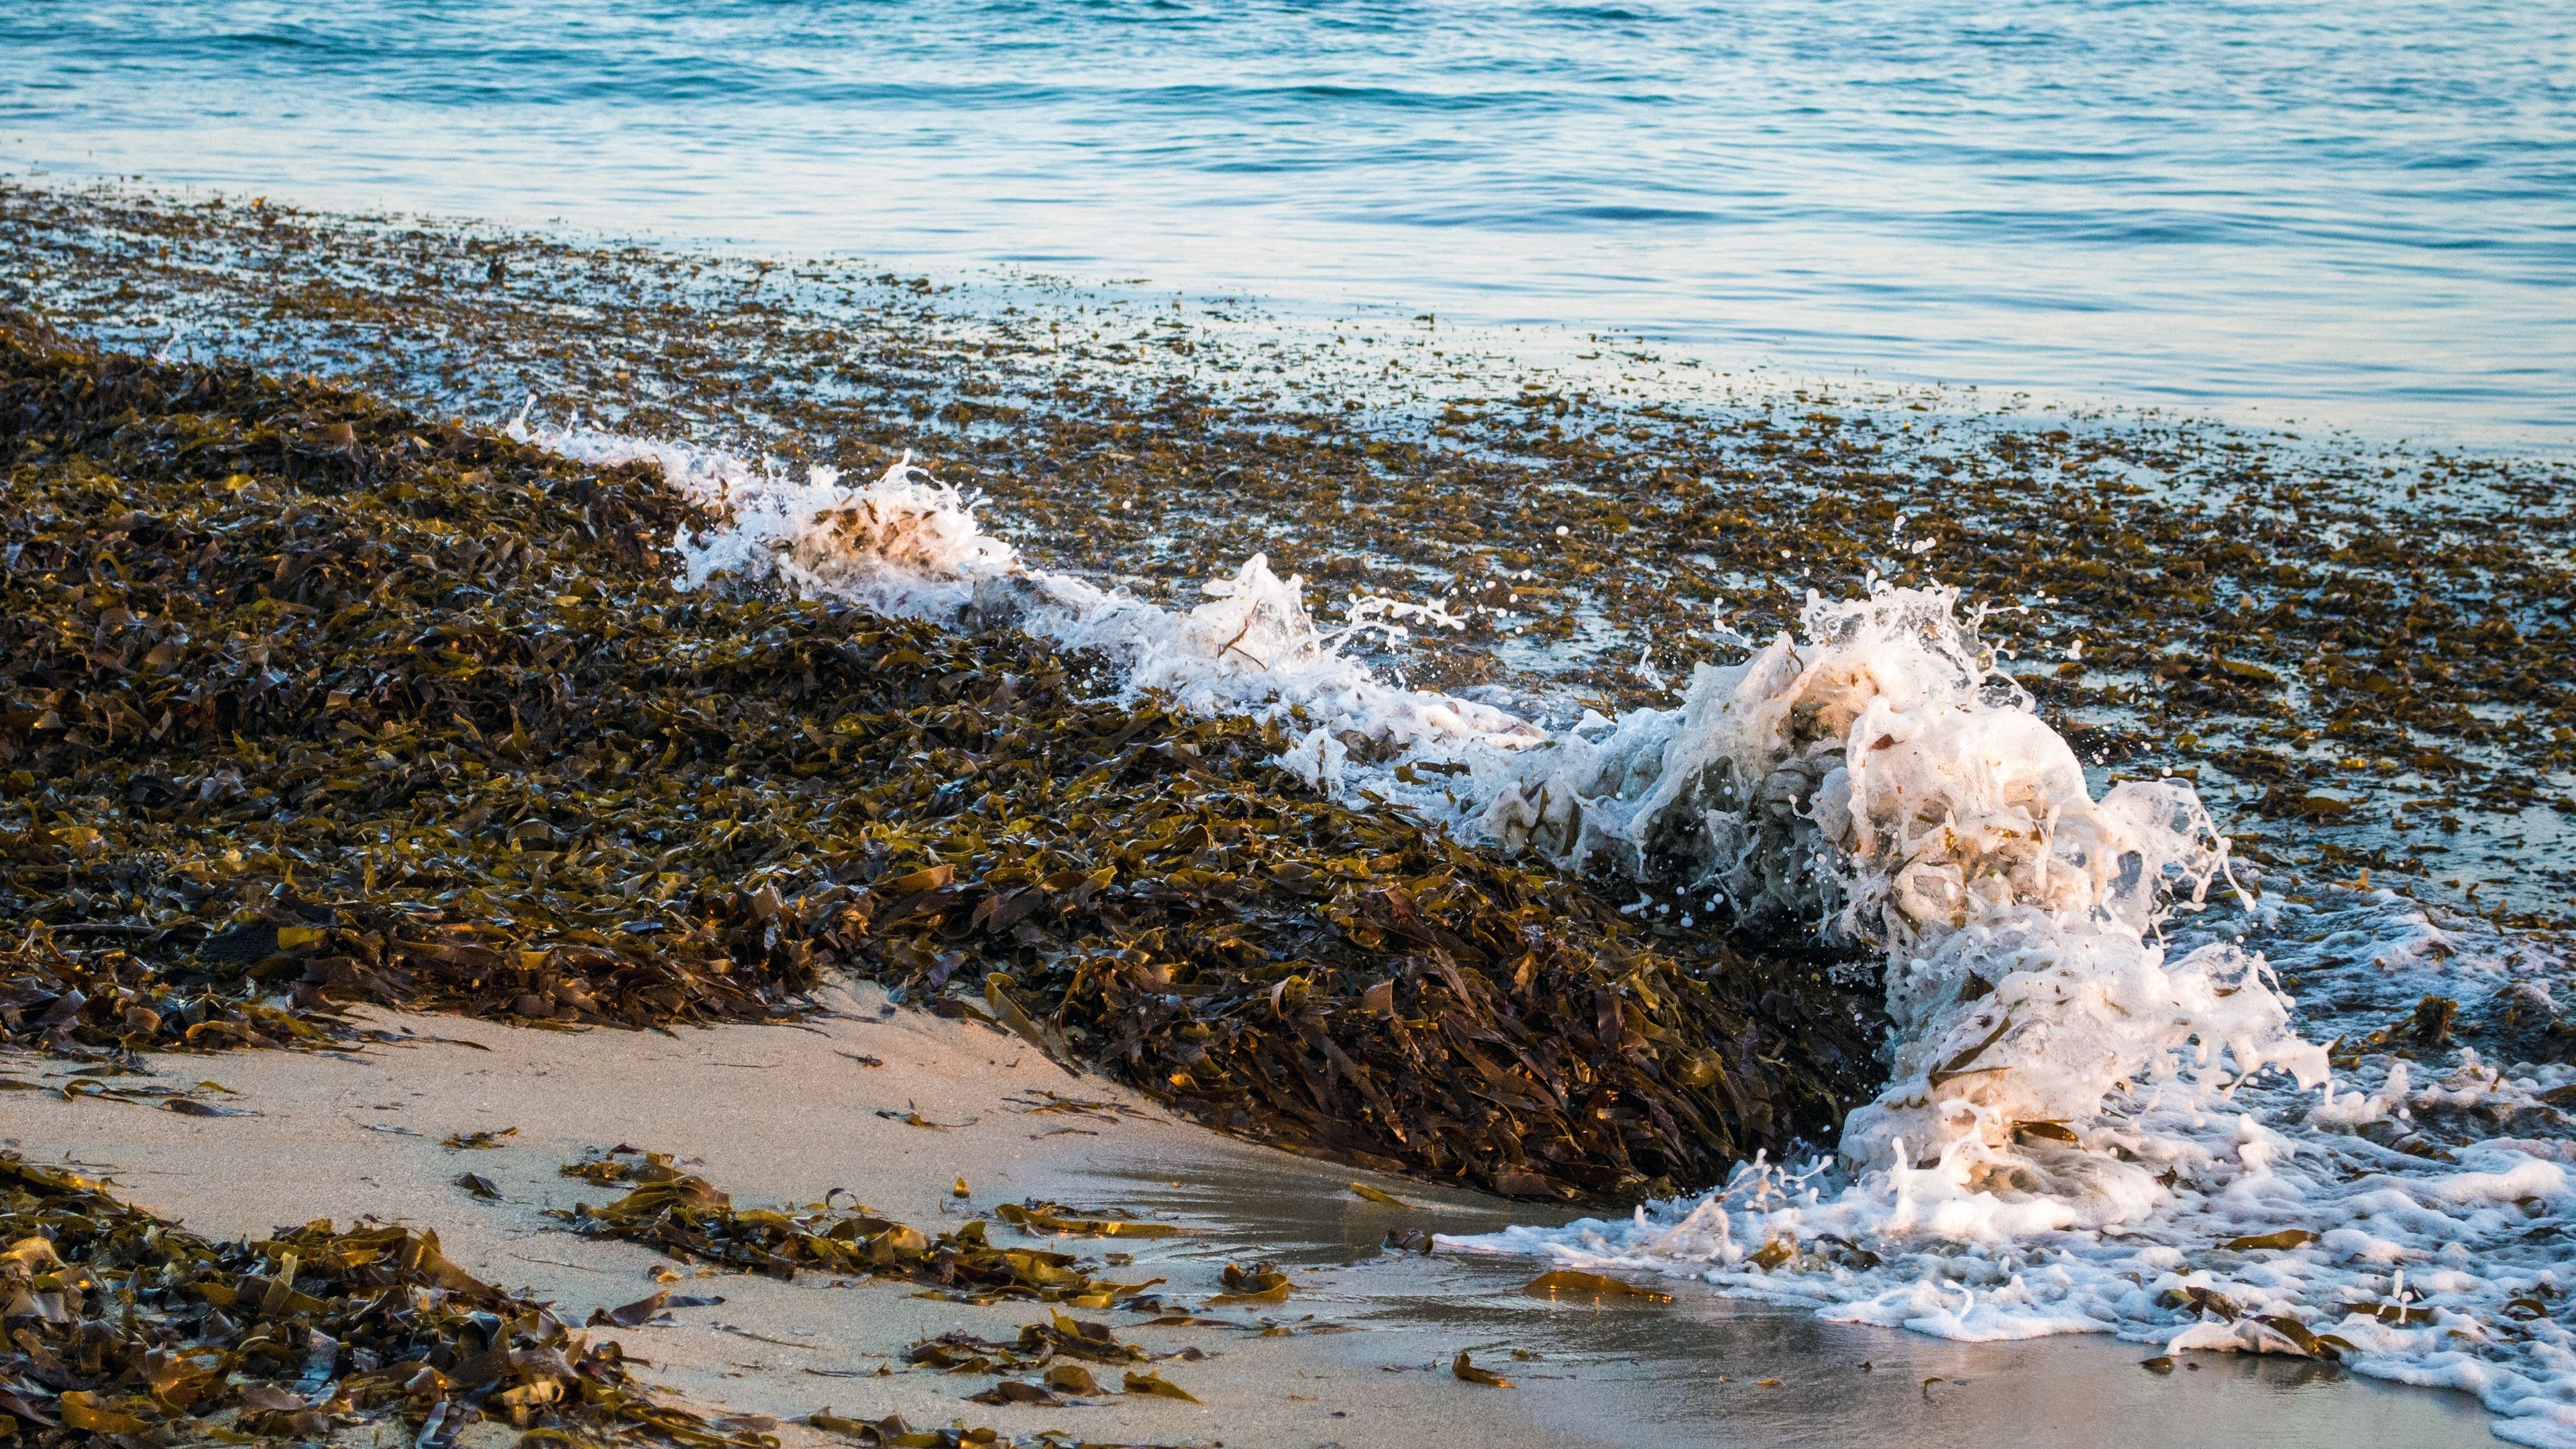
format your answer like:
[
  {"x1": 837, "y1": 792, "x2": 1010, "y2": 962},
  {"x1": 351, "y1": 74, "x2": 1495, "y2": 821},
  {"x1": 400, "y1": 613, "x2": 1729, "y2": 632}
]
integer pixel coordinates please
[{"x1": 515, "y1": 424, "x2": 2576, "y2": 1444}]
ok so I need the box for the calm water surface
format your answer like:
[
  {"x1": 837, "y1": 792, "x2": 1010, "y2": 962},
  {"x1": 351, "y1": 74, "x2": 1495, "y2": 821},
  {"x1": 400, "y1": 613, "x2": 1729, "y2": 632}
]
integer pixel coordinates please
[{"x1": 5, "y1": 1, "x2": 2571, "y2": 444}]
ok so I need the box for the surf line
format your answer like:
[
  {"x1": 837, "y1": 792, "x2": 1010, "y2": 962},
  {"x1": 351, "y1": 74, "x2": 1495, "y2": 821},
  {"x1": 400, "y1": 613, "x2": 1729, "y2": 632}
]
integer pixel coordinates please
[{"x1": 515, "y1": 423, "x2": 2576, "y2": 1442}]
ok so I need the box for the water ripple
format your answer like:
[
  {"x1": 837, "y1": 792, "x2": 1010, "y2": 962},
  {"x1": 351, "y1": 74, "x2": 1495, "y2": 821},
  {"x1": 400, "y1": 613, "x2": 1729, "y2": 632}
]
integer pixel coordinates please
[{"x1": 3, "y1": 0, "x2": 2571, "y2": 445}]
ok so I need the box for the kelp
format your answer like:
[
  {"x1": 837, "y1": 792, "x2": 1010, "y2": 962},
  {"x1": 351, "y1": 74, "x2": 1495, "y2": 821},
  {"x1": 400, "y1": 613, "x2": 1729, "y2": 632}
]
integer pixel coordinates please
[
  {"x1": 807, "y1": 1409, "x2": 1206, "y2": 1449},
  {"x1": 1523, "y1": 1269, "x2": 1674, "y2": 1303},
  {"x1": 910, "y1": 1309, "x2": 1198, "y2": 1408},
  {"x1": 554, "y1": 1154, "x2": 1233, "y2": 1420},
  {"x1": 553, "y1": 1150, "x2": 1165, "y2": 1307},
  {"x1": 0, "y1": 1151, "x2": 762, "y2": 1449},
  {"x1": 20, "y1": 182, "x2": 2576, "y2": 937},
  {"x1": 1205, "y1": 1263, "x2": 1290, "y2": 1307},
  {"x1": 990, "y1": 1203, "x2": 1197, "y2": 1239},
  {"x1": 0, "y1": 315, "x2": 1882, "y2": 1201}
]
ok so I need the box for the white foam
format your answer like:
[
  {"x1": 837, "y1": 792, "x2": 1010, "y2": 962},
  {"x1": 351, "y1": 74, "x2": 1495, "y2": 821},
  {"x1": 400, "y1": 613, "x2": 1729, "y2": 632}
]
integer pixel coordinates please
[
  {"x1": 514, "y1": 419, "x2": 1542, "y2": 757},
  {"x1": 519, "y1": 417, "x2": 2575, "y2": 1441},
  {"x1": 1454, "y1": 1020, "x2": 2576, "y2": 1441},
  {"x1": 1460, "y1": 584, "x2": 2339, "y2": 1191},
  {"x1": 1442, "y1": 592, "x2": 2576, "y2": 1438}
]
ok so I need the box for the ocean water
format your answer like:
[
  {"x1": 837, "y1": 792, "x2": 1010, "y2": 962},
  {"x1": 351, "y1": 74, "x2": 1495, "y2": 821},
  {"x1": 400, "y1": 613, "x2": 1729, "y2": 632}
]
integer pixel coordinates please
[{"x1": 4, "y1": 0, "x2": 2573, "y2": 447}]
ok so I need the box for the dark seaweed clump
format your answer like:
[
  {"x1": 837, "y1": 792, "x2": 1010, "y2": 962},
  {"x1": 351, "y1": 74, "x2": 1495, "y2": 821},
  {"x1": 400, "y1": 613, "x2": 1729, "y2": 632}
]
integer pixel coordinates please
[
  {"x1": 0, "y1": 1151, "x2": 760, "y2": 1449},
  {"x1": 0, "y1": 316, "x2": 1880, "y2": 1202},
  {"x1": 0, "y1": 1147, "x2": 1196, "y2": 1449},
  {"x1": 555, "y1": 1148, "x2": 1163, "y2": 1308}
]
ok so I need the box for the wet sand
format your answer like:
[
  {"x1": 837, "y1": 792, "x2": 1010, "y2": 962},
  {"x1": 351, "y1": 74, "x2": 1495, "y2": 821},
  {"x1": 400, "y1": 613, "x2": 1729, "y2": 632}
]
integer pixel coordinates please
[{"x1": 3, "y1": 1000, "x2": 2497, "y2": 1447}]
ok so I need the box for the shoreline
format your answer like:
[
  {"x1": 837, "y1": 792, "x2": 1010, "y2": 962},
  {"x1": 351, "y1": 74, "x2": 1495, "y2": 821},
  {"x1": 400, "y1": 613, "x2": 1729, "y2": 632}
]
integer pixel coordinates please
[
  {"x1": 3, "y1": 997, "x2": 2501, "y2": 1449},
  {"x1": 0, "y1": 185, "x2": 2565, "y2": 1433},
  {"x1": 5, "y1": 180, "x2": 2571, "y2": 928}
]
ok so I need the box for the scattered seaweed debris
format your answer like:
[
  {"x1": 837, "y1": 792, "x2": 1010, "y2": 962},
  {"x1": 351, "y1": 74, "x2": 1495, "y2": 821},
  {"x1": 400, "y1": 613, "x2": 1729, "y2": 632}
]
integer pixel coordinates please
[
  {"x1": 0, "y1": 316, "x2": 1880, "y2": 1202},
  {"x1": 993, "y1": 1202, "x2": 1199, "y2": 1239},
  {"x1": 554, "y1": 1150, "x2": 1163, "y2": 1306},
  {"x1": 806, "y1": 1409, "x2": 1208, "y2": 1449},
  {"x1": 1005, "y1": 1089, "x2": 1158, "y2": 1124},
  {"x1": 1451, "y1": 1350, "x2": 1514, "y2": 1388},
  {"x1": 910, "y1": 1306, "x2": 1175, "y2": 1406},
  {"x1": 1207, "y1": 1263, "x2": 1291, "y2": 1307},
  {"x1": 1118, "y1": 1370, "x2": 1201, "y2": 1404},
  {"x1": 0, "y1": 1150, "x2": 767, "y2": 1449}
]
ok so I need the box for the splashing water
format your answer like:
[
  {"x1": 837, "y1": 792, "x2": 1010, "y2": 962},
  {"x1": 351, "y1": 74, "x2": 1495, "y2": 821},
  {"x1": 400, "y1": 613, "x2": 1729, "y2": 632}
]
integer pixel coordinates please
[
  {"x1": 518, "y1": 418, "x2": 2576, "y2": 1444},
  {"x1": 1467, "y1": 584, "x2": 2330, "y2": 1185},
  {"x1": 513, "y1": 421, "x2": 1540, "y2": 762},
  {"x1": 1450, "y1": 599, "x2": 2576, "y2": 1444},
  {"x1": 1452, "y1": 586, "x2": 2576, "y2": 1442}
]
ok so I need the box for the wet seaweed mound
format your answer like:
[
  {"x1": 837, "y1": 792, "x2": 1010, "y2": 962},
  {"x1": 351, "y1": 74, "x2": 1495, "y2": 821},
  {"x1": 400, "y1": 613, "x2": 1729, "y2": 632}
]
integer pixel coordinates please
[{"x1": 0, "y1": 315, "x2": 1879, "y2": 1201}]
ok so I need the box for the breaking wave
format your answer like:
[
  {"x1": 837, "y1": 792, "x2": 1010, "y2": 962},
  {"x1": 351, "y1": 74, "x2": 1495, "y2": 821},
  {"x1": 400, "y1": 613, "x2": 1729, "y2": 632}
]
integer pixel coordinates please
[
  {"x1": 519, "y1": 424, "x2": 1540, "y2": 762},
  {"x1": 515, "y1": 423, "x2": 2576, "y2": 1446}
]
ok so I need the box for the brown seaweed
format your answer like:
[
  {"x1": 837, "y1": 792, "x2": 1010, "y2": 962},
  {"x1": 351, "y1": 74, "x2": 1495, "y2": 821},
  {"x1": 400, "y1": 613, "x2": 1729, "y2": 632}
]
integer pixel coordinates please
[
  {"x1": 0, "y1": 1151, "x2": 762, "y2": 1449},
  {"x1": 1523, "y1": 1269, "x2": 1674, "y2": 1303},
  {"x1": 11, "y1": 180, "x2": 2573, "y2": 935},
  {"x1": 553, "y1": 1150, "x2": 1158, "y2": 1307},
  {"x1": 0, "y1": 315, "x2": 1880, "y2": 1203}
]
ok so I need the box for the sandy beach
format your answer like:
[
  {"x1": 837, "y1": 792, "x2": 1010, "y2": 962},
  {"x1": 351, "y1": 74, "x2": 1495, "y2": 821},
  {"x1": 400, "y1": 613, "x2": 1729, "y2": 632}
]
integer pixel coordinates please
[
  {"x1": 7, "y1": 991, "x2": 2499, "y2": 1448},
  {"x1": 7, "y1": 983, "x2": 1583, "y2": 1448}
]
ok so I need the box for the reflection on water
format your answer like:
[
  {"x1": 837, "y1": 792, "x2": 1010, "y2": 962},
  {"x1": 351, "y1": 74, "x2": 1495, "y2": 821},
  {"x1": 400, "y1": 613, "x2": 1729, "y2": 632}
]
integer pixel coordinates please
[
  {"x1": 5, "y1": 0, "x2": 2573, "y2": 445},
  {"x1": 1067, "y1": 1148, "x2": 2495, "y2": 1448}
]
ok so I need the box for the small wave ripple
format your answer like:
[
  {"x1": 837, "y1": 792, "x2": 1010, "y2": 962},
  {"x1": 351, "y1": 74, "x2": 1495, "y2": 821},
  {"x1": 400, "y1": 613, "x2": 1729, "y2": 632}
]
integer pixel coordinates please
[{"x1": 4, "y1": 0, "x2": 2572, "y2": 445}]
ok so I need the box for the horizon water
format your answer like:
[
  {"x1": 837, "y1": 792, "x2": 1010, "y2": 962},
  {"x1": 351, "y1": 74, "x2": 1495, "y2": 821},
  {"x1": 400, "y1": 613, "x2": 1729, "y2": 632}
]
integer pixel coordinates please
[{"x1": 4, "y1": 0, "x2": 2573, "y2": 450}]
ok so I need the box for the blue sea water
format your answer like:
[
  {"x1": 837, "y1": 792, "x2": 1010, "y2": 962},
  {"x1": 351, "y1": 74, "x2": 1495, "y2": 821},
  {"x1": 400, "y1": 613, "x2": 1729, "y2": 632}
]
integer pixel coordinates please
[{"x1": 3, "y1": 1, "x2": 2571, "y2": 447}]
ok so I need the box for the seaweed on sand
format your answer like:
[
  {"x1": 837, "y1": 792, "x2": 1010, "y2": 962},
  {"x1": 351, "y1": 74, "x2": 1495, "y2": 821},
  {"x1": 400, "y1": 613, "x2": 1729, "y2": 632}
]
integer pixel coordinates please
[
  {"x1": 0, "y1": 1150, "x2": 762, "y2": 1448},
  {"x1": 14, "y1": 182, "x2": 2576, "y2": 926},
  {"x1": 553, "y1": 1149, "x2": 1163, "y2": 1307},
  {"x1": 0, "y1": 315, "x2": 1881, "y2": 1201}
]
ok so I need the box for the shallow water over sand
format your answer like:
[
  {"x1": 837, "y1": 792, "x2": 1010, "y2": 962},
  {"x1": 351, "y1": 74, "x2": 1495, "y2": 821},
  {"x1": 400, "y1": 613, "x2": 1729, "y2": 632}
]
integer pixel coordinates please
[{"x1": 1074, "y1": 1151, "x2": 2500, "y2": 1448}]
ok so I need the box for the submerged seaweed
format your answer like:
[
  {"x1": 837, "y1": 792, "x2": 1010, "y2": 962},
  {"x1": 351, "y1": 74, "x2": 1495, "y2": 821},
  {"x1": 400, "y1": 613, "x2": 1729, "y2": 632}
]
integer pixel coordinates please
[{"x1": 0, "y1": 316, "x2": 1878, "y2": 1201}]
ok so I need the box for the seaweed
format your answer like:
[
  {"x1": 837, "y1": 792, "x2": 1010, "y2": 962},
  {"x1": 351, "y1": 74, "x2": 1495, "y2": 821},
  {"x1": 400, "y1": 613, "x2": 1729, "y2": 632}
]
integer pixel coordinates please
[
  {"x1": 1523, "y1": 1269, "x2": 1673, "y2": 1303},
  {"x1": 0, "y1": 315, "x2": 1880, "y2": 1201},
  {"x1": 553, "y1": 1150, "x2": 1161, "y2": 1307},
  {"x1": 0, "y1": 1151, "x2": 762, "y2": 1449},
  {"x1": 807, "y1": 1411, "x2": 1203, "y2": 1449},
  {"x1": 12, "y1": 180, "x2": 2572, "y2": 928},
  {"x1": 555, "y1": 1154, "x2": 1232, "y2": 1417},
  {"x1": 910, "y1": 1309, "x2": 1189, "y2": 1406}
]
